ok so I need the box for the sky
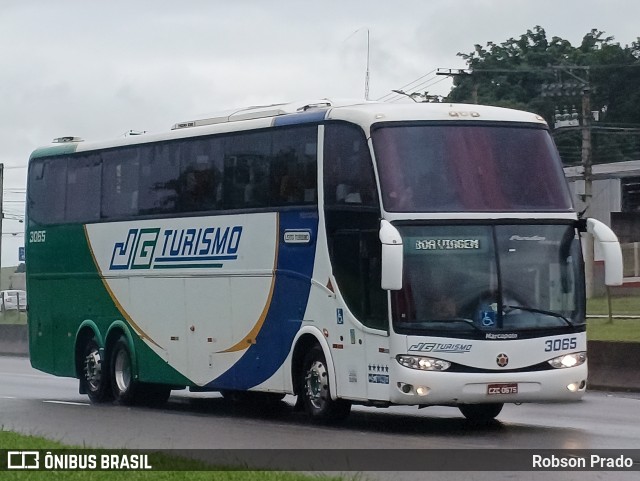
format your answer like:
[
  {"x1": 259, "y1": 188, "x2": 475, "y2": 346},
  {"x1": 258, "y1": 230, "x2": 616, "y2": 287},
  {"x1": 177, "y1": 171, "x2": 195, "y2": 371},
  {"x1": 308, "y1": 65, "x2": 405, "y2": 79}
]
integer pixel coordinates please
[{"x1": 1, "y1": 0, "x2": 638, "y2": 267}]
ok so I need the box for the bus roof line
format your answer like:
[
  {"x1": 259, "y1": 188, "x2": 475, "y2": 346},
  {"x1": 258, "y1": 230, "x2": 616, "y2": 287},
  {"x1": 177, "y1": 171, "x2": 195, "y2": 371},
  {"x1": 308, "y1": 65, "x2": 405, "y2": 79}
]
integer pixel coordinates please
[
  {"x1": 30, "y1": 142, "x2": 81, "y2": 159},
  {"x1": 170, "y1": 98, "x2": 366, "y2": 130},
  {"x1": 33, "y1": 100, "x2": 548, "y2": 159}
]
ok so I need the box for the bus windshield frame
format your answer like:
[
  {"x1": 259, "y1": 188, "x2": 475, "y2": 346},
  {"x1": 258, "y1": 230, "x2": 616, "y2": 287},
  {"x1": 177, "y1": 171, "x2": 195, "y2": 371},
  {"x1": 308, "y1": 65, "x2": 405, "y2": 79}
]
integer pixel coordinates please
[{"x1": 391, "y1": 222, "x2": 586, "y2": 338}]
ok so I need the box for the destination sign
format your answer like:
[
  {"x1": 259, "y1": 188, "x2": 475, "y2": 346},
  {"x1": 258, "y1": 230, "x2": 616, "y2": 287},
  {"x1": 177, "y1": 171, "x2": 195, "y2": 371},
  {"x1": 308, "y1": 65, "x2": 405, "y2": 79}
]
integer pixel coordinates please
[{"x1": 414, "y1": 238, "x2": 480, "y2": 250}]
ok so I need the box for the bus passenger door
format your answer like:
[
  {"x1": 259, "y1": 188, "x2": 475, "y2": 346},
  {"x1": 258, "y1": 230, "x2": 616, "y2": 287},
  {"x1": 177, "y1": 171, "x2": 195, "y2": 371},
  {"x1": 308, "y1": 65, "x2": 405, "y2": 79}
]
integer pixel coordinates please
[{"x1": 325, "y1": 222, "x2": 389, "y2": 400}]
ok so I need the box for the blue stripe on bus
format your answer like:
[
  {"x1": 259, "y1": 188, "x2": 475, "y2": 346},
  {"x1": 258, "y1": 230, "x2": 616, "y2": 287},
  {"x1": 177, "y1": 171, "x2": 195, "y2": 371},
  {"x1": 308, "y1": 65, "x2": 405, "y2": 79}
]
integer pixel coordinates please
[
  {"x1": 208, "y1": 210, "x2": 318, "y2": 390},
  {"x1": 272, "y1": 109, "x2": 328, "y2": 126},
  {"x1": 154, "y1": 255, "x2": 237, "y2": 262}
]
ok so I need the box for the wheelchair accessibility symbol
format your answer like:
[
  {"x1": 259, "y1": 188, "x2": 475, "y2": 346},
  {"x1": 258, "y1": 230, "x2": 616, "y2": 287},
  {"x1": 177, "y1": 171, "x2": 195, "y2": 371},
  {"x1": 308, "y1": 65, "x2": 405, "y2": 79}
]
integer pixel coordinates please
[{"x1": 481, "y1": 310, "x2": 496, "y2": 327}]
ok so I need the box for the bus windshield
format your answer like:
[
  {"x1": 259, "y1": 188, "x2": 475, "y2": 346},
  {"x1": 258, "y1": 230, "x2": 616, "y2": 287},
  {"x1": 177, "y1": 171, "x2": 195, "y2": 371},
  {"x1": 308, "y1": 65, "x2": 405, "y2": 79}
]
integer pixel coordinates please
[
  {"x1": 392, "y1": 224, "x2": 585, "y2": 335},
  {"x1": 372, "y1": 123, "x2": 573, "y2": 212}
]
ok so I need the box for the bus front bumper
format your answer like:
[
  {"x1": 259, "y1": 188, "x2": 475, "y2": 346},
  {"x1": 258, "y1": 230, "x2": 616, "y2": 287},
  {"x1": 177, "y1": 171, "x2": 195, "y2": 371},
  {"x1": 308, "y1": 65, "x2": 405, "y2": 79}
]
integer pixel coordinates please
[{"x1": 388, "y1": 363, "x2": 588, "y2": 405}]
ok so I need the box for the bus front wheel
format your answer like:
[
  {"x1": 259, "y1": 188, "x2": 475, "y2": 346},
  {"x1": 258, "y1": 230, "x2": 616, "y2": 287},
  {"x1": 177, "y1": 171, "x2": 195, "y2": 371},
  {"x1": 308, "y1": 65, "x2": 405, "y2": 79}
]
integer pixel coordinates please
[
  {"x1": 81, "y1": 338, "x2": 112, "y2": 403},
  {"x1": 458, "y1": 403, "x2": 503, "y2": 423},
  {"x1": 301, "y1": 346, "x2": 351, "y2": 422}
]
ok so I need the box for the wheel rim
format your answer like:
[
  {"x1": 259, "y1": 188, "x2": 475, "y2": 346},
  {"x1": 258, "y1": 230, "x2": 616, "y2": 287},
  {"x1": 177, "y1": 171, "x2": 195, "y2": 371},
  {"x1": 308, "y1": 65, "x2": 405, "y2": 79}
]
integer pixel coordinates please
[
  {"x1": 305, "y1": 360, "x2": 328, "y2": 410},
  {"x1": 114, "y1": 348, "x2": 131, "y2": 394},
  {"x1": 84, "y1": 345, "x2": 102, "y2": 392}
]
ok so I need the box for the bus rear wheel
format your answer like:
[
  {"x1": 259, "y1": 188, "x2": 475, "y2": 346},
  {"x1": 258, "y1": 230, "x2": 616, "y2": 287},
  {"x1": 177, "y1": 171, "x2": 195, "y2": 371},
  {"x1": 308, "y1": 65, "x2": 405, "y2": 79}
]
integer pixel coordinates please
[
  {"x1": 110, "y1": 336, "x2": 171, "y2": 407},
  {"x1": 459, "y1": 403, "x2": 503, "y2": 423},
  {"x1": 111, "y1": 336, "x2": 137, "y2": 405},
  {"x1": 81, "y1": 338, "x2": 112, "y2": 403},
  {"x1": 301, "y1": 346, "x2": 351, "y2": 422}
]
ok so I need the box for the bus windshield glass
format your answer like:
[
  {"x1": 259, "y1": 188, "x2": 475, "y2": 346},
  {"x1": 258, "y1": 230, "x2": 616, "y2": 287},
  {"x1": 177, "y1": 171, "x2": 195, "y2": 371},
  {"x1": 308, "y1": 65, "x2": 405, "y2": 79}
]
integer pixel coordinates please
[
  {"x1": 372, "y1": 123, "x2": 573, "y2": 212},
  {"x1": 392, "y1": 224, "x2": 585, "y2": 335}
]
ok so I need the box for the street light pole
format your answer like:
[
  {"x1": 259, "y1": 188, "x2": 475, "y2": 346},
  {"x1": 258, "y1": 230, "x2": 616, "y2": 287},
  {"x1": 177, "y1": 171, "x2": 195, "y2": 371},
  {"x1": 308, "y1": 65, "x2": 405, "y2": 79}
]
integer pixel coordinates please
[{"x1": 391, "y1": 89, "x2": 419, "y2": 102}]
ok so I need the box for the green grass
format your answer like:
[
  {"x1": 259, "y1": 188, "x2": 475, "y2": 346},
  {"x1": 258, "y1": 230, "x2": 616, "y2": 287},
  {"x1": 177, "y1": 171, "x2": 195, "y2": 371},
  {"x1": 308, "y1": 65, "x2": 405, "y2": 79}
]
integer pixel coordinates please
[
  {"x1": 0, "y1": 310, "x2": 27, "y2": 325},
  {"x1": 587, "y1": 318, "x2": 640, "y2": 342},
  {"x1": 586, "y1": 295, "x2": 640, "y2": 342},
  {"x1": 0, "y1": 431, "x2": 346, "y2": 480},
  {"x1": 587, "y1": 295, "x2": 640, "y2": 316}
]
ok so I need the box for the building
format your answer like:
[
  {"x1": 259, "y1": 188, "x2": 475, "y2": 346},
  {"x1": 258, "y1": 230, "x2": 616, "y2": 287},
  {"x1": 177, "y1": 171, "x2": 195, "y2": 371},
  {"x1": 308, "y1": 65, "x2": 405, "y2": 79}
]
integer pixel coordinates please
[{"x1": 565, "y1": 160, "x2": 640, "y2": 293}]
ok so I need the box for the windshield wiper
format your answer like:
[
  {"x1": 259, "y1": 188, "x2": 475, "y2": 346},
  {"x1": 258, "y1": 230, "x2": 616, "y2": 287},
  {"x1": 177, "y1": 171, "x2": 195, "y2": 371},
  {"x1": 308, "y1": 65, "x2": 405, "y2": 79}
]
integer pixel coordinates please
[
  {"x1": 396, "y1": 318, "x2": 482, "y2": 332},
  {"x1": 503, "y1": 305, "x2": 573, "y2": 327},
  {"x1": 426, "y1": 318, "x2": 483, "y2": 332}
]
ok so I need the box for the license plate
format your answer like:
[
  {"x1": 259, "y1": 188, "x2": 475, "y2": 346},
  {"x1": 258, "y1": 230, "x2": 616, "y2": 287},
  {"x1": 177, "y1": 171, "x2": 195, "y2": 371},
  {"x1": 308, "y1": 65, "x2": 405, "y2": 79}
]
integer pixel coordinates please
[{"x1": 487, "y1": 383, "x2": 518, "y2": 395}]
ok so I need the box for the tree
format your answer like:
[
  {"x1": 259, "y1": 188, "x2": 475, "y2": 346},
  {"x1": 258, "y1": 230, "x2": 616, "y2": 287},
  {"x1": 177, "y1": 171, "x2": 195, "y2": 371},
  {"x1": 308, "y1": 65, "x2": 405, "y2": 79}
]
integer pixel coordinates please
[{"x1": 447, "y1": 27, "x2": 640, "y2": 165}]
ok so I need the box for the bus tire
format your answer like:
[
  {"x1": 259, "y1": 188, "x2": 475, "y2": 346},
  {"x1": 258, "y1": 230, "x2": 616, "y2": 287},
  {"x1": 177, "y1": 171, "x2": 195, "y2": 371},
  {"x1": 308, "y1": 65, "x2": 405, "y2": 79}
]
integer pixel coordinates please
[
  {"x1": 110, "y1": 336, "x2": 141, "y2": 405},
  {"x1": 301, "y1": 346, "x2": 351, "y2": 422},
  {"x1": 459, "y1": 403, "x2": 503, "y2": 423},
  {"x1": 110, "y1": 336, "x2": 171, "y2": 407},
  {"x1": 81, "y1": 338, "x2": 112, "y2": 403}
]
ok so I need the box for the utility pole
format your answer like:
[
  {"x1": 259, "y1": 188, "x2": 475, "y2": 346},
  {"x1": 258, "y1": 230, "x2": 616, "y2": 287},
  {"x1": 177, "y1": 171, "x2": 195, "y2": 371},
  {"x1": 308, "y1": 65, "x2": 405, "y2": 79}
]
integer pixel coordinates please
[
  {"x1": 581, "y1": 83, "x2": 594, "y2": 298},
  {"x1": 543, "y1": 67, "x2": 594, "y2": 296},
  {"x1": 436, "y1": 68, "x2": 477, "y2": 103}
]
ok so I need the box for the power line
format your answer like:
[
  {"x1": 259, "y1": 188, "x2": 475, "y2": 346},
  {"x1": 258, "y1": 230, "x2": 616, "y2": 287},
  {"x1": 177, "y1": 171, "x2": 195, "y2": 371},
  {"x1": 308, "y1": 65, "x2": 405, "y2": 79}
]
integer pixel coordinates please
[
  {"x1": 442, "y1": 63, "x2": 640, "y2": 75},
  {"x1": 376, "y1": 69, "x2": 437, "y2": 101},
  {"x1": 385, "y1": 75, "x2": 451, "y2": 103},
  {"x1": 377, "y1": 70, "x2": 437, "y2": 101}
]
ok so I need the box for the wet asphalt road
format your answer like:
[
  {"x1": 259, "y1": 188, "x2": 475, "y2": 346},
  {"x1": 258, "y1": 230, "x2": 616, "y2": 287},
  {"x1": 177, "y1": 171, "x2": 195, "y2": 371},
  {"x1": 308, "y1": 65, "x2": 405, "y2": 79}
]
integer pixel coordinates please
[{"x1": 1, "y1": 355, "x2": 639, "y2": 480}]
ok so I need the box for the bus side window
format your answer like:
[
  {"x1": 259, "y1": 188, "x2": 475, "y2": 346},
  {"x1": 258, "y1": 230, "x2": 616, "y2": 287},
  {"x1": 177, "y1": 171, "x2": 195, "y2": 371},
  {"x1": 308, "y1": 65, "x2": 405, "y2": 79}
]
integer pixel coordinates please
[
  {"x1": 101, "y1": 148, "x2": 140, "y2": 219},
  {"x1": 224, "y1": 132, "x2": 271, "y2": 209},
  {"x1": 272, "y1": 127, "x2": 318, "y2": 206},
  {"x1": 28, "y1": 158, "x2": 67, "y2": 225},
  {"x1": 177, "y1": 138, "x2": 221, "y2": 212},
  {"x1": 324, "y1": 124, "x2": 377, "y2": 208},
  {"x1": 67, "y1": 153, "x2": 101, "y2": 223},
  {"x1": 139, "y1": 143, "x2": 180, "y2": 215}
]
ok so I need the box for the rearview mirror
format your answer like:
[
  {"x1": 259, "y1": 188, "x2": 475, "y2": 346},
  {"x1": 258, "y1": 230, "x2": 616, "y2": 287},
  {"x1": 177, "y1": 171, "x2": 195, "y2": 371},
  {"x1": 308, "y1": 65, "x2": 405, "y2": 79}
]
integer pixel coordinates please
[
  {"x1": 586, "y1": 218, "x2": 623, "y2": 286},
  {"x1": 380, "y1": 220, "x2": 403, "y2": 290}
]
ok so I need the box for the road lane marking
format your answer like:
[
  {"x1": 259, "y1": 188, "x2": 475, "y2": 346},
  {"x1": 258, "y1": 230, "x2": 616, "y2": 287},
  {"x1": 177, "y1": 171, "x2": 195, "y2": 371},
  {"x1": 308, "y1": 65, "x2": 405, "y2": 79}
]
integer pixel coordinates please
[
  {"x1": 0, "y1": 396, "x2": 17, "y2": 399},
  {"x1": 43, "y1": 400, "x2": 90, "y2": 406}
]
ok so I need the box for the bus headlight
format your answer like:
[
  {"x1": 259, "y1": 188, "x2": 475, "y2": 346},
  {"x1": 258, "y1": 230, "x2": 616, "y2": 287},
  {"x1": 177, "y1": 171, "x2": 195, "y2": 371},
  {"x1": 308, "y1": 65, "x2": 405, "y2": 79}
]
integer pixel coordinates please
[
  {"x1": 547, "y1": 352, "x2": 586, "y2": 369},
  {"x1": 396, "y1": 355, "x2": 451, "y2": 371}
]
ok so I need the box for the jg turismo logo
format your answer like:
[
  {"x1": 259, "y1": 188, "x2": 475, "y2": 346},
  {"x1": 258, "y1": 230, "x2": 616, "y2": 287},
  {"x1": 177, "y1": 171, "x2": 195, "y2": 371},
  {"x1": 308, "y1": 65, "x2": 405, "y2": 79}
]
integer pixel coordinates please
[{"x1": 109, "y1": 225, "x2": 243, "y2": 271}]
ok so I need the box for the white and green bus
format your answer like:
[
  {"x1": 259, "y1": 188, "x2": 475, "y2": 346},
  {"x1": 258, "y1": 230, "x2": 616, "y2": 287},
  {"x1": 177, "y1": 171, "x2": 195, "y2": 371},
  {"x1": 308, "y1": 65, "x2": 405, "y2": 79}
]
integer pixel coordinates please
[{"x1": 26, "y1": 99, "x2": 623, "y2": 422}]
